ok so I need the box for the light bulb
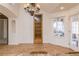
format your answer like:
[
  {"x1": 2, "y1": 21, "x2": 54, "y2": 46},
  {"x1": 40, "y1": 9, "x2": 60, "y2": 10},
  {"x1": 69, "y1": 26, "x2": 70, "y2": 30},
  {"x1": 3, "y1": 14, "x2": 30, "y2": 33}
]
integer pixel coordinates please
[{"x1": 60, "y1": 6, "x2": 64, "y2": 10}]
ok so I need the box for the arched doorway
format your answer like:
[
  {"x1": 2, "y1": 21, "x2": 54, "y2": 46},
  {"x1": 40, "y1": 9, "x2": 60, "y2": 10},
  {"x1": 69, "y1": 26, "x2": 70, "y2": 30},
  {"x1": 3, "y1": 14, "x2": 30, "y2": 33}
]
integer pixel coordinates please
[
  {"x1": 0, "y1": 13, "x2": 8, "y2": 44},
  {"x1": 0, "y1": 4, "x2": 17, "y2": 45}
]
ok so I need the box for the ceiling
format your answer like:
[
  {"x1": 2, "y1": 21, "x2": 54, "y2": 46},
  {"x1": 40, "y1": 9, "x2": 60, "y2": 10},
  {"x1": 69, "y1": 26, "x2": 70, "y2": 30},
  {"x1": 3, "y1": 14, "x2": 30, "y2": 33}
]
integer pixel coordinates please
[{"x1": 38, "y1": 3, "x2": 79, "y2": 13}]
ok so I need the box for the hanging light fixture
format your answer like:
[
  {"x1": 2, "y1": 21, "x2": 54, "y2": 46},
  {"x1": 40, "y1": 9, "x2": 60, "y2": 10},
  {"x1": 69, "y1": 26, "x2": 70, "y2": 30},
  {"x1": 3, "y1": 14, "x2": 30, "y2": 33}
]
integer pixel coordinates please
[{"x1": 24, "y1": 3, "x2": 40, "y2": 16}]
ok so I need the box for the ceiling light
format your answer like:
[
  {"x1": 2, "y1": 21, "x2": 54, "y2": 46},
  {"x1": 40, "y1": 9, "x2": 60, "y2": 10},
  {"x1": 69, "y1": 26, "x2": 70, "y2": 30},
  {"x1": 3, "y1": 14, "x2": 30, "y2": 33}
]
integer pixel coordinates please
[
  {"x1": 24, "y1": 3, "x2": 40, "y2": 16},
  {"x1": 60, "y1": 6, "x2": 64, "y2": 10}
]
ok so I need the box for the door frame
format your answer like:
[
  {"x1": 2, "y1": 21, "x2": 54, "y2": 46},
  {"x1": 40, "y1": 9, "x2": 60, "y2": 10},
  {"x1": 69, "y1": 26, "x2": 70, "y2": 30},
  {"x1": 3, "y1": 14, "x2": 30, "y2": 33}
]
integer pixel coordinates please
[
  {"x1": 5, "y1": 18, "x2": 8, "y2": 45},
  {"x1": 33, "y1": 14, "x2": 43, "y2": 44}
]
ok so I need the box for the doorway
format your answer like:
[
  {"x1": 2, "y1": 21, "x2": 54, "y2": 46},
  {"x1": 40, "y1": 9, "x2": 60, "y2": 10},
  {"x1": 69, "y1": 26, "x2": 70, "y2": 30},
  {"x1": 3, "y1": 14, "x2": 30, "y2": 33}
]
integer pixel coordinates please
[
  {"x1": 34, "y1": 14, "x2": 43, "y2": 44},
  {"x1": 0, "y1": 13, "x2": 8, "y2": 44}
]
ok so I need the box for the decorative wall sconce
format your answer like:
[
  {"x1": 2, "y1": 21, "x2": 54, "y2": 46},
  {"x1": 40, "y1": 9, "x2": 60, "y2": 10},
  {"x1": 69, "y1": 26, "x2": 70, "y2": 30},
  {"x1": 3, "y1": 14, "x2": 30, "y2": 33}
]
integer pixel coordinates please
[{"x1": 24, "y1": 3, "x2": 40, "y2": 16}]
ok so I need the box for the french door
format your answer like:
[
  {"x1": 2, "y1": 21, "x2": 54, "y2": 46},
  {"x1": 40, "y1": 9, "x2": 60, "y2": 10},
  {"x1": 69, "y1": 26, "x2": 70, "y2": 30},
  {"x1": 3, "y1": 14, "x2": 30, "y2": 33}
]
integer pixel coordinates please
[{"x1": 70, "y1": 15, "x2": 79, "y2": 51}]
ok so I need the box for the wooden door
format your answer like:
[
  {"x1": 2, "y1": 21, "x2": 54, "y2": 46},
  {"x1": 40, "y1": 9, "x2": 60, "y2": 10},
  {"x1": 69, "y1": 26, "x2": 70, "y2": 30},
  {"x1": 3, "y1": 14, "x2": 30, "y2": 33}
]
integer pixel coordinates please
[{"x1": 34, "y1": 14, "x2": 43, "y2": 44}]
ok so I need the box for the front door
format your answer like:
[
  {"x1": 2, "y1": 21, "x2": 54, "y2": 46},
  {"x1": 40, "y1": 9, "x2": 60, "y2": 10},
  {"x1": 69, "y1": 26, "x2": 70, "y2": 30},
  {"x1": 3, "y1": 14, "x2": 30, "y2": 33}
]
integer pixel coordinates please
[{"x1": 34, "y1": 14, "x2": 43, "y2": 44}]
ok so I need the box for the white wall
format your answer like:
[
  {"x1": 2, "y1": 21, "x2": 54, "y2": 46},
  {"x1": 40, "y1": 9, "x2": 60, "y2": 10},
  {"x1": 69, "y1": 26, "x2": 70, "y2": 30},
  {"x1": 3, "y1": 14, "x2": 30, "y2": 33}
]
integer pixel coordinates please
[
  {"x1": 15, "y1": 4, "x2": 34, "y2": 44},
  {"x1": 41, "y1": 10, "x2": 51, "y2": 43},
  {"x1": 8, "y1": 18, "x2": 17, "y2": 45}
]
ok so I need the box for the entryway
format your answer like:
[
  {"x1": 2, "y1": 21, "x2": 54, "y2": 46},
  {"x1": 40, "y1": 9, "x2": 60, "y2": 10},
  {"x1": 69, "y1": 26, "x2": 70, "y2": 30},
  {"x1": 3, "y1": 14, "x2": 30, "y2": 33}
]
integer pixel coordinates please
[
  {"x1": 0, "y1": 13, "x2": 8, "y2": 44},
  {"x1": 34, "y1": 14, "x2": 43, "y2": 44}
]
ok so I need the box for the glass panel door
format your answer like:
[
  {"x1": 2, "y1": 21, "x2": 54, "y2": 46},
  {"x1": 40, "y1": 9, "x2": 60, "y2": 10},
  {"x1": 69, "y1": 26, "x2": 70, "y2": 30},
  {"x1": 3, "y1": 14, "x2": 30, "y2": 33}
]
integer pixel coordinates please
[{"x1": 70, "y1": 15, "x2": 79, "y2": 50}]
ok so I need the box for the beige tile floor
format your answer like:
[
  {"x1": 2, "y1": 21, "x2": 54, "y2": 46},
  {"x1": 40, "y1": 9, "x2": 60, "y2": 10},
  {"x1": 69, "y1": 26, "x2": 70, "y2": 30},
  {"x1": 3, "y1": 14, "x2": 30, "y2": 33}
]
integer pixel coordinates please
[{"x1": 0, "y1": 43, "x2": 76, "y2": 56}]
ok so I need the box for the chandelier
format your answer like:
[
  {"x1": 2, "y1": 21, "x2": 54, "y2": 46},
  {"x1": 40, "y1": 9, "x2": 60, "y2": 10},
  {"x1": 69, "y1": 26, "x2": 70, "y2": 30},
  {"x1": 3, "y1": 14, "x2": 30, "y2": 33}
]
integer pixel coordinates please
[{"x1": 24, "y1": 3, "x2": 40, "y2": 16}]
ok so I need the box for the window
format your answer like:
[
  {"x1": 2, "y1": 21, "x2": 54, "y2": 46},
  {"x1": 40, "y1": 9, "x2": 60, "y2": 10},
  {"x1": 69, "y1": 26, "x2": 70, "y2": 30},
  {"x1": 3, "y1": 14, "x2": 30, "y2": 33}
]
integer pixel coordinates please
[
  {"x1": 71, "y1": 16, "x2": 78, "y2": 40},
  {"x1": 53, "y1": 17, "x2": 64, "y2": 37}
]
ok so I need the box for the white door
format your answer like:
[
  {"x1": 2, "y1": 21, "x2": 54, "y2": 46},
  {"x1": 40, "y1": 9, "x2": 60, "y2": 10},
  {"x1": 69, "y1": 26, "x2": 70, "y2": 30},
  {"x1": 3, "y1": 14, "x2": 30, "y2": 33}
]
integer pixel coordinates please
[{"x1": 70, "y1": 15, "x2": 79, "y2": 51}]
